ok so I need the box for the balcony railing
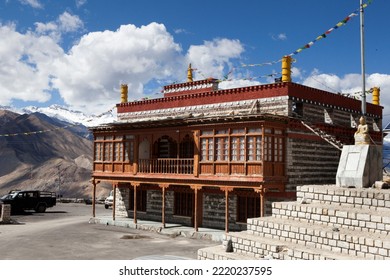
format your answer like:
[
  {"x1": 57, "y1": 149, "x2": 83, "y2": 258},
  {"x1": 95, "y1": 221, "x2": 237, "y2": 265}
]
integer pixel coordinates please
[{"x1": 138, "y1": 158, "x2": 194, "y2": 175}]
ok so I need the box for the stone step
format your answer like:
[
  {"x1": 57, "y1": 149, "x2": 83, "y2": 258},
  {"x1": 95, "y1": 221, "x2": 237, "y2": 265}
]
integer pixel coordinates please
[
  {"x1": 246, "y1": 216, "x2": 390, "y2": 260},
  {"x1": 225, "y1": 231, "x2": 368, "y2": 260},
  {"x1": 199, "y1": 233, "x2": 366, "y2": 260},
  {"x1": 270, "y1": 201, "x2": 390, "y2": 235},
  {"x1": 296, "y1": 185, "x2": 390, "y2": 211},
  {"x1": 198, "y1": 244, "x2": 262, "y2": 260}
]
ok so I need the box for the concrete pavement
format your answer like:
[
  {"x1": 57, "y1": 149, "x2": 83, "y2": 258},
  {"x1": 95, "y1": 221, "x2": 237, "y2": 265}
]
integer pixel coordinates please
[{"x1": 90, "y1": 215, "x2": 225, "y2": 242}]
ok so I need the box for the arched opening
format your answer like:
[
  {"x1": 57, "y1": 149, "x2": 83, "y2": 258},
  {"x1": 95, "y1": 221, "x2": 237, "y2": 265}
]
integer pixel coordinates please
[
  {"x1": 179, "y1": 134, "x2": 194, "y2": 158},
  {"x1": 154, "y1": 136, "x2": 177, "y2": 158}
]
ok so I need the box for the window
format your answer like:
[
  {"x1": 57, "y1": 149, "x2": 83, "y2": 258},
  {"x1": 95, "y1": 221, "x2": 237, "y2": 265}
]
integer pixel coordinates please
[
  {"x1": 247, "y1": 136, "x2": 262, "y2": 161},
  {"x1": 113, "y1": 142, "x2": 123, "y2": 162},
  {"x1": 263, "y1": 136, "x2": 272, "y2": 161},
  {"x1": 124, "y1": 141, "x2": 134, "y2": 162},
  {"x1": 274, "y1": 136, "x2": 284, "y2": 162},
  {"x1": 292, "y1": 101, "x2": 303, "y2": 117},
  {"x1": 94, "y1": 142, "x2": 103, "y2": 161},
  {"x1": 216, "y1": 137, "x2": 228, "y2": 161},
  {"x1": 231, "y1": 136, "x2": 245, "y2": 161},
  {"x1": 129, "y1": 189, "x2": 147, "y2": 212},
  {"x1": 199, "y1": 127, "x2": 284, "y2": 165},
  {"x1": 93, "y1": 135, "x2": 135, "y2": 163},
  {"x1": 103, "y1": 142, "x2": 113, "y2": 161},
  {"x1": 201, "y1": 138, "x2": 214, "y2": 161},
  {"x1": 174, "y1": 191, "x2": 193, "y2": 217},
  {"x1": 237, "y1": 194, "x2": 261, "y2": 223}
]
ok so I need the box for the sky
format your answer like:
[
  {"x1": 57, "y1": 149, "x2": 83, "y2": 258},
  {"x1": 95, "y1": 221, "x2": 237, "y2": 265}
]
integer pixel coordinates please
[{"x1": 0, "y1": 0, "x2": 389, "y2": 125}]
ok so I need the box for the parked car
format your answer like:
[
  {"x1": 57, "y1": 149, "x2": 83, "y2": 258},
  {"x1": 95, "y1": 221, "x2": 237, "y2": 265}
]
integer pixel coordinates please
[
  {"x1": 0, "y1": 190, "x2": 56, "y2": 213},
  {"x1": 104, "y1": 190, "x2": 114, "y2": 209}
]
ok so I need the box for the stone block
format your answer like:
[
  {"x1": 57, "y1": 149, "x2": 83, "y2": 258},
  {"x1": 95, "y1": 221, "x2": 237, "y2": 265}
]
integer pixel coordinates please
[{"x1": 336, "y1": 145, "x2": 382, "y2": 188}]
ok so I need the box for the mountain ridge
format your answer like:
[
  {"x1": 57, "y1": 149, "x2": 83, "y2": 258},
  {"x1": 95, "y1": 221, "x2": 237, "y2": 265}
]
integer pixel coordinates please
[
  {"x1": 0, "y1": 104, "x2": 116, "y2": 127},
  {"x1": 0, "y1": 109, "x2": 110, "y2": 198}
]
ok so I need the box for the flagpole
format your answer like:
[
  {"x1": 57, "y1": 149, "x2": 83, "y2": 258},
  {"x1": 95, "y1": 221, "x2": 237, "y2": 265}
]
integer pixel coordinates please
[{"x1": 360, "y1": 0, "x2": 366, "y2": 116}]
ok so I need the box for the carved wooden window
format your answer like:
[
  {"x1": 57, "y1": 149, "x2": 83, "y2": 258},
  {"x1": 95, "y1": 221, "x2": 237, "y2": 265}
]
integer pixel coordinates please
[
  {"x1": 103, "y1": 142, "x2": 113, "y2": 161},
  {"x1": 124, "y1": 141, "x2": 134, "y2": 162},
  {"x1": 216, "y1": 137, "x2": 228, "y2": 161},
  {"x1": 113, "y1": 142, "x2": 123, "y2": 162},
  {"x1": 231, "y1": 136, "x2": 245, "y2": 161},
  {"x1": 94, "y1": 135, "x2": 134, "y2": 163},
  {"x1": 94, "y1": 142, "x2": 103, "y2": 161},
  {"x1": 201, "y1": 138, "x2": 214, "y2": 161},
  {"x1": 200, "y1": 127, "x2": 265, "y2": 163},
  {"x1": 274, "y1": 137, "x2": 284, "y2": 162},
  {"x1": 247, "y1": 136, "x2": 262, "y2": 161},
  {"x1": 263, "y1": 136, "x2": 272, "y2": 162}
]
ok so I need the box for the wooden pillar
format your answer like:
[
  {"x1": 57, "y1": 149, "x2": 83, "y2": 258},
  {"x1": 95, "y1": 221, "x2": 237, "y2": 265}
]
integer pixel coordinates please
[
  {"x1": 131, "y1": 182, "x2": 140, "y2": 224},
  {"x1": 190, "y1": 185, "x2": 202, "y2": 232},
  {"x1": 112, "y1": 182, "x2": 118, "y2": 221},
  {"x1": 255, "y1": 186, "x2": 266, "y2": 217},
  {"x1": 92, "y1": 180, "x2": 97, "y2": 218},
  {"x1": 193, "y1": 130, "x2": 200, "y2": 177},
  {"x1": 134, "y1": 135, "x2": 139, "y2": 175},
  {"x1": 160, "y1": 184, "x2": 169, "y2": 228},
  {"x1": 220, "y1": 187, "x2": 234, "y2": 233}
]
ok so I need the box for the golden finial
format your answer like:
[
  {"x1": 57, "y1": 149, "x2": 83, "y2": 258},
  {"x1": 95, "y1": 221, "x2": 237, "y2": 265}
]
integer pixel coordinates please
[
  {"x1": 187, "y1": 63, "x2": 193, "y2": 82},
  {"x1": 120, "y1": 84, "x2": 128, "y2": 103}
]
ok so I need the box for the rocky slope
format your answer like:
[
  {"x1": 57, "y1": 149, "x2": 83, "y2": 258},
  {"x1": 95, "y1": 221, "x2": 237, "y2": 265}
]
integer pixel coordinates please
[{"x1": 0, "y1": 110, "x2": 109, "y2": 198}]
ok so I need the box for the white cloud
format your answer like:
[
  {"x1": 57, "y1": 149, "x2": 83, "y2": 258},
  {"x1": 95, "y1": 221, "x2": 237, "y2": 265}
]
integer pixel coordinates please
[
  {"x1": 34, "y1": 12, "x2": 84, "y2": 42},
  {"x1": 19, "y1": 0, "x2": 43, "y2": 9},
  {"x1": 58, "y1": 12, "x2": 84, "y2": 33},
  {"x1": 1, "y1": 20, "x2": 246, "y2": 115},
  {"x1": 278, "y1": 33, "x2": 287, "y2": 40},
  {"x1": 219, "y1": 79, "x2": 261, "y2": 90},
  {"x1": 186, "y1": 38, "x2": 244, "y2": 80},
  {"x1": 51, "y1": 23, "x2": 184, "y2": 113},
  {"x1": 0, "y1": 23, "x2": 63, "y2": 105},
  {"x1": 271, "y1": 33, "x2": 287, "y2": 41},
  {"x1": 174, "y1": 28, "x2": 189, "y2": 34},
  {"x1": 76, "y1": 0, "x2": 87, "y2": 8},
  {"x1": 302, "y1": 71, "x2": 390, "y2": 126}
]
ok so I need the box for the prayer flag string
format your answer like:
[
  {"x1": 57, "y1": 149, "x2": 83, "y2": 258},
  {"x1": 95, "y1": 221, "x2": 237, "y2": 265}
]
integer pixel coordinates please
[{"x1": 241, "y1": 0, "x2": 373, "y2": 68}]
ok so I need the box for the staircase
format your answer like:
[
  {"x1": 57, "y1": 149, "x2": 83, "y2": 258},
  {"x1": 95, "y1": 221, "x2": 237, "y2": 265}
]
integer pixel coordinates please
[
  {"x1": 198, "y1": 185, "x2": 390, "y2": 260},
  {"x1": 300, "y1": 120, "x2": 343, "y2": 150}
]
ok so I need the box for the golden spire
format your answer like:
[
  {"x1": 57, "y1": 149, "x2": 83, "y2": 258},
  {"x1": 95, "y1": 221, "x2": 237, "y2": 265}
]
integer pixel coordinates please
[
  {"x1": 281, "y1": 56, "x2": 292, "y2": 82},
  {"x1": 120, "y1": 84, "x2": 128, "y2": 103},
  {"x1": 187, "y1": 63, "x2": 193, "y2": 82}
]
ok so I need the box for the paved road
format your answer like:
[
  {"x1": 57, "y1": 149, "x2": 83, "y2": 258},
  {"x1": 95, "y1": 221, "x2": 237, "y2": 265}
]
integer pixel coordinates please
[{"x1": 0, "y1": 203, "x2": 218, "y2": 260}]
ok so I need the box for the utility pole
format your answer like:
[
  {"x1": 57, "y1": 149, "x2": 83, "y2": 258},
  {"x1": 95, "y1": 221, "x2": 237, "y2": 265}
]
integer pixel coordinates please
[
  {"x1": 360, "y1": 0, "x2": 366, "y2": 116},
  {"x1": 57, "y1": 165, "x2": 61, "y2": 198}
]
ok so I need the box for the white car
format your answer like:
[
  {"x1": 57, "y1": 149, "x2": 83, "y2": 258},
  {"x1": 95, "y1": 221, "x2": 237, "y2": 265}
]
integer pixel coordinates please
[{"x1": 104, "y1": 190, "x2": 113, "y2": 209}]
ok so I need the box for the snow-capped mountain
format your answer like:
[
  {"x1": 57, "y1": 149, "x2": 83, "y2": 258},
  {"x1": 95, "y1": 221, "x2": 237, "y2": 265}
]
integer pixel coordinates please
[{"x1": 1, "y1": 104, "x2": 116, "y2": 127}]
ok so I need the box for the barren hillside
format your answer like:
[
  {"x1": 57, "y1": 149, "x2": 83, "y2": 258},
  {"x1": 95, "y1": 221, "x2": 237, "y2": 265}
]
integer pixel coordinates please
[{"x1": 0, "y1": 110, "x2": 109, "y2": 198}]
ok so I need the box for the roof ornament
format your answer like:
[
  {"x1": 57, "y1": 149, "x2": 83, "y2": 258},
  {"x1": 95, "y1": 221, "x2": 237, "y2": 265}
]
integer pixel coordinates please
[{"x1": 187, "y1": 63, "x2": 194, "y2": 82}]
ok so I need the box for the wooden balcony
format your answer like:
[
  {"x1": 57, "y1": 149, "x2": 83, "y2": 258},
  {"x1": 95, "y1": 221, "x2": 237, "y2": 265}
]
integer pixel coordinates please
[{"x1": 138, "y1": 158, "x2": 194, "y2": 175}]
